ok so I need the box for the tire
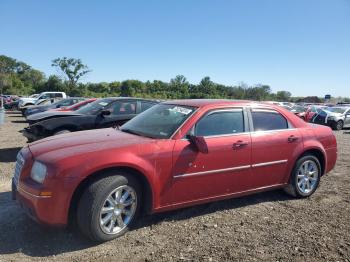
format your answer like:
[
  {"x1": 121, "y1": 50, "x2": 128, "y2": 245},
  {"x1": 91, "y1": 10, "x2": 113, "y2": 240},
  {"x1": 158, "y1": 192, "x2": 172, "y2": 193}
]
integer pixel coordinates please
[
  {"x1": 284, "y1": 155, "x2": 321, "y2": 198},
  {"x1": 77, "y1": 172, "x2": 141, "y2": 242},
  {"x1": 54, "y1": 129, "x2": 71, "y2": 135},
  {"x1": 332, "y1": 120, "x2": 343, "y2": 131}
]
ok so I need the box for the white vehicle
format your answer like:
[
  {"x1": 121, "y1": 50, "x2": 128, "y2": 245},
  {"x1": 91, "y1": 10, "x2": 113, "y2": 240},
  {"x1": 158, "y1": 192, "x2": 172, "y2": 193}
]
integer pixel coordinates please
[{"x1": 18, "y1": 92, "x2": 67, "y2": 108}]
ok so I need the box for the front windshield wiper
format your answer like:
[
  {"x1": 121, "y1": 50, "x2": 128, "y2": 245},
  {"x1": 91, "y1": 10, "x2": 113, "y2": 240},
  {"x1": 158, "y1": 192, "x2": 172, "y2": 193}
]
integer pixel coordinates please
[
  {"x1": 120, "y1": 128, "x2": 144, "y2": 137},
  {"x1": 120, "y1": 128, "x2": 155, "y2": 139}
]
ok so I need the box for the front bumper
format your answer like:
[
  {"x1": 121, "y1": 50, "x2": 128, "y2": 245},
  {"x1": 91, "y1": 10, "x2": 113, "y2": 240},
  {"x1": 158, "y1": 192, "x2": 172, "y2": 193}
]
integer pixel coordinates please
[
  {"x1": 12, "y1": 177, "x2": 77, "y2": 227},
  {"x1": 12, "y1": 178, "x2": 64, "y2": 226}
]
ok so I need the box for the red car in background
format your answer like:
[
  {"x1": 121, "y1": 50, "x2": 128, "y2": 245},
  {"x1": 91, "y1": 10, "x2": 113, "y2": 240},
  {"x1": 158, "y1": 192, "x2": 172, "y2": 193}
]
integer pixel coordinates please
[
  {"x1": 305, "y1": 105, "x2": 327, "y2": 122},
  {"x1": 12, "y1": 100, "x2": 337, "y2": 242},
  {"x1": 49, "y1": 98, "x2": 96, "y2": 112}
]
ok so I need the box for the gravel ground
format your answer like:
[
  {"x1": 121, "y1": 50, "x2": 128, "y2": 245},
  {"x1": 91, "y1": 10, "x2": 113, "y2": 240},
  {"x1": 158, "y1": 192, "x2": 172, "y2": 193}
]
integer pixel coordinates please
[{"x1": 0, "y1": 111, "x2": 349, "y2": 262}]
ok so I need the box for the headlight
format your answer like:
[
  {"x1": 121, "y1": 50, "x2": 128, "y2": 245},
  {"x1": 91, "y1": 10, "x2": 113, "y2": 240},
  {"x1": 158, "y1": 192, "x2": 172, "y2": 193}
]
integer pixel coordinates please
[{"x1": 30, "y1": 161, "x2": 47, "y2": 183}]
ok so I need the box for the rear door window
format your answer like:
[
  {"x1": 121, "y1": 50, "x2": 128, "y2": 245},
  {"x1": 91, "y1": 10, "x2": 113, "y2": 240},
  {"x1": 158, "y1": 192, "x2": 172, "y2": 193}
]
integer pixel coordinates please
[
  {"x1": 252, "y1": 109, "x2": 288, "y2": 131},
  {"x1": 55, "y1": 93, "x2": 63, "y2": 98}
]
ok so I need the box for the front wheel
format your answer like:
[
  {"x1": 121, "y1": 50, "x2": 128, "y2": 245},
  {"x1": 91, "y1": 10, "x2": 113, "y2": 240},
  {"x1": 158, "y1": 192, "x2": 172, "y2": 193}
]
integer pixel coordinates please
[
  {"x1": 332, "y1": 120, "x2": 343, "y2": 131},
  {"x1": 77, "y1": 172, "x2": 141, "y2": 242},
  {"x1": 284, "y1": 155, "x2": 321, "y2": 198}
]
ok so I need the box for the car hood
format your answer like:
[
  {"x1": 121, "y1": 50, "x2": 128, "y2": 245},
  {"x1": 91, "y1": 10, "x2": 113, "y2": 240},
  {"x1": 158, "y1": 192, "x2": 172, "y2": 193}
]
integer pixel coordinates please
[
  {"x1": 28, "y1": 128, "x2": 153, "y2": 159},
  {"x1": 325, "y1": 112, "x2": 343, "y2": 117},
  {"x1": 20, "y1": 97, "x2": 36, "y2": 102},
  {"x1": 27, "y1": 111, "x2": 83, "y2": 121}
]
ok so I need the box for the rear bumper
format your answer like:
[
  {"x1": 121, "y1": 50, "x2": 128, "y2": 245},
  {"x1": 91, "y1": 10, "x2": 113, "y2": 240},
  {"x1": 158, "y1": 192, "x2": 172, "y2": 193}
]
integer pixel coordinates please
[{"x1": 325, "y1": 147, "x2": 337, "y2": 174}]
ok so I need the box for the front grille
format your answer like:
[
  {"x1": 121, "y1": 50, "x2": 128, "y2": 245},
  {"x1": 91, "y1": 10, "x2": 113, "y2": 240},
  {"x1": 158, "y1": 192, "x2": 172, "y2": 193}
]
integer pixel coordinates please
[{"x1": 13, "y1": 152, "x2": 25, "y2": 186}]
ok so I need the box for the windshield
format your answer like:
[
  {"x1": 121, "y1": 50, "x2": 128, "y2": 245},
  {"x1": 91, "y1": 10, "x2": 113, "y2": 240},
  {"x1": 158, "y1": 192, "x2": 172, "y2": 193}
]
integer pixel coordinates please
[
  {"x1": 292, "y1": 105, "x2": 305, "y2": 113},
  {"x1": 282, "y1": 105, "x2": 292, "y2": 111},
  {"x1": 120, "y1": 104, "x2": 196, "y2": 139},
  {"x1": 325, "y1": 107, "x2": 347, "y2": 114},
  {"x1": 76, "y1": 98, "x2": 113, "y2": 115}
]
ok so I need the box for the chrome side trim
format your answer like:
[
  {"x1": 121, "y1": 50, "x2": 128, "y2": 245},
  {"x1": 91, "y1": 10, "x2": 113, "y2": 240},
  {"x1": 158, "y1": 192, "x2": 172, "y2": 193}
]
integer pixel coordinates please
[
  {"x1": 174, "y1": 159, "x2": 288, "y2": 178},
  {"x1": 174, "y1": 165, "x2": 251, "y2": 178},
  {"x1": 252, "y1": 159, "x2": 288, "y2": 168}
]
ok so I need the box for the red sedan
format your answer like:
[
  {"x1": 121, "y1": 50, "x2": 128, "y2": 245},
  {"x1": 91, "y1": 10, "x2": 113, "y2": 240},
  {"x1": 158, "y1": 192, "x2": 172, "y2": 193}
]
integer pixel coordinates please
[
  {"x1": 12, "y1": 100, "x2": 337, "y2": 242},
  {"x1": 49, "y1": 98, "x2": 97, "y2": 112}
]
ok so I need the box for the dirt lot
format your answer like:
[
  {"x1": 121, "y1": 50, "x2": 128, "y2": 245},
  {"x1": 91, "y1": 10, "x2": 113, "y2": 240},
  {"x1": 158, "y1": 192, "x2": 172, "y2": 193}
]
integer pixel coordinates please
[{"x1": 0, "y1": 111, "x2": 349, "y2": 262}]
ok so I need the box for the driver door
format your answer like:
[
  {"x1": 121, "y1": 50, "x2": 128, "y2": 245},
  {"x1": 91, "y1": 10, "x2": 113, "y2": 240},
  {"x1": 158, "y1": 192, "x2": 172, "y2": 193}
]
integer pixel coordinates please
[{"x1": 162, "y1": 108, "x2": 252, "y2": 206}]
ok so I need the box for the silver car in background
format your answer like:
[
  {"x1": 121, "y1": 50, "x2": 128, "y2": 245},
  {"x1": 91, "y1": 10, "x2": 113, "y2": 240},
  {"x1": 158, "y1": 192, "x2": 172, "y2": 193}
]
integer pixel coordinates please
[{"x1": 312, "y1": 106, "x2": 350, "y2": 130}]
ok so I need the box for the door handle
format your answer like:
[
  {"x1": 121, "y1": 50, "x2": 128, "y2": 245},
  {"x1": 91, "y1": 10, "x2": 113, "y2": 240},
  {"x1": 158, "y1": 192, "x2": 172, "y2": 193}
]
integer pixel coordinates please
[
  {"x1": 233, "y1": 140, "x2": 248, "y2": 149},
  {"x1": 288, "y1": 135, "x2": 299, "y2": 143}
]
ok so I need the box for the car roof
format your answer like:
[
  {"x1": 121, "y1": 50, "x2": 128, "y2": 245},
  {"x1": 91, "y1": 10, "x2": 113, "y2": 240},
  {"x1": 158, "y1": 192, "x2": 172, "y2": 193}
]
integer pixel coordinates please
[
  {"x1": 102, "y1": 97, "x2": 162, "y2": 102},
  {"x1": 162, "y1": 99, "x2": 281, "y2": 108}
]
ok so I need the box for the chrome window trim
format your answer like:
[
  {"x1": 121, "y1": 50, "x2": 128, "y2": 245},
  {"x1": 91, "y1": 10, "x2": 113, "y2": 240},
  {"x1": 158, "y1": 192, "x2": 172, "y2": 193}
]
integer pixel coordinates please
[
  {"x1": 199, "y1": 131, "x2": 250, "y2": 139},
  {"x1": 181, "y1": 107, "x2": 249, "y2": 140},
  {"x1": 250, "y1": 128, "x2": 297, "y2": 135},
  {"x1": 181, "y1": 127, "x2": 297, "y2": 141}
]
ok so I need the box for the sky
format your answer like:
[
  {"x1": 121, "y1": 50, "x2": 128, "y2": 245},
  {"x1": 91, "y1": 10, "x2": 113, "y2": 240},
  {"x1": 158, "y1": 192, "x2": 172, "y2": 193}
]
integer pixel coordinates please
[{"x1": 0, "y1": 0, "x2": 349, "y2": 97}]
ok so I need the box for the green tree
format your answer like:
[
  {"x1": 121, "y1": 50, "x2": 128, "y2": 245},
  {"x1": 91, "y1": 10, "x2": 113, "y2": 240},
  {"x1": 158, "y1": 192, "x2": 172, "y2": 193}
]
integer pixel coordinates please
[
  {"x1": 169, "y1": 75, "x2": 189, "y2": 98},
  {"x1": 120, "y1": 80, "x2": 145, "y2": 97},
  {"x1": 276, "y1": 91, "x2": 292, "y2": 101},
  {"x1": 51, "y1": 57, "x2": 90, "y2": 95}
]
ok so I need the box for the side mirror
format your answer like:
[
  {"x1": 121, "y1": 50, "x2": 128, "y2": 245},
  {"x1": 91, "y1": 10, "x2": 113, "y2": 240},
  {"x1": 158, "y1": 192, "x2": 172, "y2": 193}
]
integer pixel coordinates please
[
  {"x1": 188, "y1": 135, "x2": 209, "y2": 154},
  {"x1": 101, "y1": 109, "x2": 111, "y2": 116}
]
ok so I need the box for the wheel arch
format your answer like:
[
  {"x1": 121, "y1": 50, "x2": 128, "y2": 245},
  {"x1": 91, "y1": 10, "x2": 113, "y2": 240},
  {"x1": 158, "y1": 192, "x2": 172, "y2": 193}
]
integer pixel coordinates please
[
  {"x1": 52, "y1": 125, "x2": 79, "y2": 134},
  {"x1": 298, "y1": 148, "x2": 326, "y2": 176},
  {"x1": 68, "y1": 166, "x2": 154, "y2": 224}
]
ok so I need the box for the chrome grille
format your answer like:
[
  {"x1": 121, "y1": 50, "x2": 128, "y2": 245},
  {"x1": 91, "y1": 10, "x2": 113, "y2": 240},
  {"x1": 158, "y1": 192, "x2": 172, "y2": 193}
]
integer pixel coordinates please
[{"x1": 13, "y1": 152, "x2": 25, "y2": 186}]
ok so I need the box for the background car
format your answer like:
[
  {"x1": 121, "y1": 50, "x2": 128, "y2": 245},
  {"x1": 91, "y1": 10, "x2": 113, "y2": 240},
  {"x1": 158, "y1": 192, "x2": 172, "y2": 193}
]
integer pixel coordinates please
[
  {"x1": 304, "y1": 105, "x2": 327, "y2": 122},
  {"x1": 24, "y1": 97, "x2": 86, "y2": 117},
  {"x1": 18, "y1": 91, "x2": 67, "y2": 108},
  {"x1": 49, "y1": 98, "x2": 97, "y2": 112},
  {"x1": 311, "y1": 106, "x2": 350, "y2": 130},
  {"x1": 22, "y1": 97, "x2": 160, "y2": 141}
]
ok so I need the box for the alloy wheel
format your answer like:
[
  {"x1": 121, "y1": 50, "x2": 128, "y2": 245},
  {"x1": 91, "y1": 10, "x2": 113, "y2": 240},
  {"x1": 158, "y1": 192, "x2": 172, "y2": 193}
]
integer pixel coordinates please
[
  {"x1": 296, "y1": 160, "x2": 319, "y2": 194},
  {"x1": 99, "y1": 185, "x2": 137, "y2": 235}
]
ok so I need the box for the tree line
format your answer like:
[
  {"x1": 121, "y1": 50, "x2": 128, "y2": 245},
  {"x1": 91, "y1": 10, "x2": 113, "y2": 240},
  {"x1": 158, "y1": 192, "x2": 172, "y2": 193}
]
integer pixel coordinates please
[{"x1": 1, "y1": 55, "x2": 348, "y2": 102}]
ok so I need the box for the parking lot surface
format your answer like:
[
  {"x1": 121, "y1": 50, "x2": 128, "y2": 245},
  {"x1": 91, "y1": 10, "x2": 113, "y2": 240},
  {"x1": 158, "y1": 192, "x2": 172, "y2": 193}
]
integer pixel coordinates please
[{"x1": 0, "y1": 111, "x2": 349, "y2": 261}]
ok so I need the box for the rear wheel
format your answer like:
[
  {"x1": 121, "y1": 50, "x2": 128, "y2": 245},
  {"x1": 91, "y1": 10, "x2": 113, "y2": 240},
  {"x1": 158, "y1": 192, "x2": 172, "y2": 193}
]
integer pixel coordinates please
[
  {"x1": 284, "y1": 155, "x2": 321, "y2": 198},
  {"x1": 77, "y1": 172, "x2": 141, "y2": 242}
]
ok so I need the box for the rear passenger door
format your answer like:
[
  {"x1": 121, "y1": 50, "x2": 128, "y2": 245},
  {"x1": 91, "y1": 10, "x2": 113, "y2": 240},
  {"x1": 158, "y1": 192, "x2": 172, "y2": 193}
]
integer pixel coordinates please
[{"x1": 249, "y1": 108, "x2": 303, "y2": 188}]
